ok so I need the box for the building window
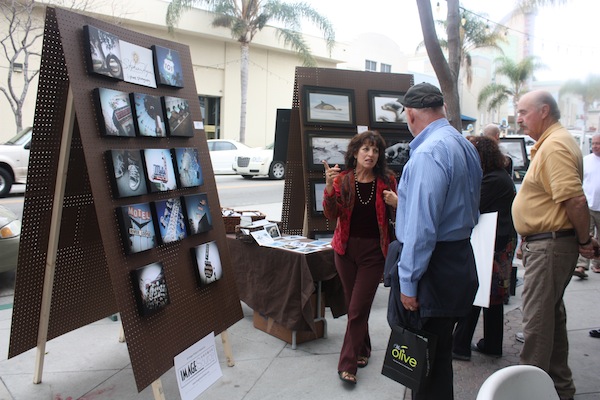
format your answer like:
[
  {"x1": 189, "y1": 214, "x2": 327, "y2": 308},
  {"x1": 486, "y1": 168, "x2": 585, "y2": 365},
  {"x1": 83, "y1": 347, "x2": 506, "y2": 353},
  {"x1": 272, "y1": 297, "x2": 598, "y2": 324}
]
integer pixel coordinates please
[
  {"x1": 199, "y1": 96, "x2": 221, "y2": 139},
  {"x1": 380, "y1": 63, "x2": 391, "y2": 73},
  {"x1": 365, "y1": 60, "x2": 377, "y2": 72}
]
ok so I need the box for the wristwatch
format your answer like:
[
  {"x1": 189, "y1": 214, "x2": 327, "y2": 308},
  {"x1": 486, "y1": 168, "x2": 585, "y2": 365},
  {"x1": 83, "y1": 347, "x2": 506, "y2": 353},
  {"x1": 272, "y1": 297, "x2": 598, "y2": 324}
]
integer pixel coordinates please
[{"x1": 578, "y1": 236, "x2": 592, "y2": 246}]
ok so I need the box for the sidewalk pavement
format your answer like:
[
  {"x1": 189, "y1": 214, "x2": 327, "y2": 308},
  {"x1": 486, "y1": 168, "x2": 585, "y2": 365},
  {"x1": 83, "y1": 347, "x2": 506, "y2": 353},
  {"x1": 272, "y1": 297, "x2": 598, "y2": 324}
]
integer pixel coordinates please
[{"x1": 1, "y1": 203, "x2": 600, "y2": 399}]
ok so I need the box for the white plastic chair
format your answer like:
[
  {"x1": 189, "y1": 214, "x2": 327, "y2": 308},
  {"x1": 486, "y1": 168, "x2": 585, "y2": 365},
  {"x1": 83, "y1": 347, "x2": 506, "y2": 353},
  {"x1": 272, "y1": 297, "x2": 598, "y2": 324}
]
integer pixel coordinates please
[{"x1": 476, "y1": 365, "x2": 559, "y2": 400}]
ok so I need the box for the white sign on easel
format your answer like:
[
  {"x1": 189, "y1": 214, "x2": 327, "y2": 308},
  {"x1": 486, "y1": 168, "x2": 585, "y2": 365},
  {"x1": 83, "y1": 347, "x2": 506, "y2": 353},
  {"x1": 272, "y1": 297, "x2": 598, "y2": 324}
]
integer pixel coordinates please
[
  {"x1": 174, "y1": 332, "x2": 223, "y2": 400},
  {"x1": 471, "y1": 212, "x2": 498, "y2": 308}
]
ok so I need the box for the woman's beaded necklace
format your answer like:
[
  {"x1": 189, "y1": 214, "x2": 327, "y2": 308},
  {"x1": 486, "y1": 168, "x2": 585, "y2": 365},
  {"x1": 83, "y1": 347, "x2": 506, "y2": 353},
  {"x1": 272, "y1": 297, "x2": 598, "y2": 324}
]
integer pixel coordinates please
[{"x1": 354, "y1": 169, "x2": 375, "y2": 205}]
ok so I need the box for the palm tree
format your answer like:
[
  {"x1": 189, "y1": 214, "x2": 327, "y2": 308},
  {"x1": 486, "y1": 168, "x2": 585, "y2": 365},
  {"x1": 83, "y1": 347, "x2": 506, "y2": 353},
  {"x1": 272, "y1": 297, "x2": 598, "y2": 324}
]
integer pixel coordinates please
[
  {"x1": 416, "y1": 0, "x2": 462, "y2": 131},
  {"x1": 166, "y1": 0, "x2": 335, "y2": 144},
  {"x1": 417, "y1": 10, "x2": 506, "y2": 88},
  {"x1": 477, "y1": 56, "x2": 544, "y2": 133},
  {"x1": 559, "y1": 75, "x2": 600, "y2": 144}
]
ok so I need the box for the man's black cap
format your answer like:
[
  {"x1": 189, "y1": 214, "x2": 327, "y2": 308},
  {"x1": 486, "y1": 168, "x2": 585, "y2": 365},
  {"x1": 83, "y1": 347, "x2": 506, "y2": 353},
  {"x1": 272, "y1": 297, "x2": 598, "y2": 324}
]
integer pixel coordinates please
[{"x1": 401, "y1": 82, "x2": 444, "y2": 109}]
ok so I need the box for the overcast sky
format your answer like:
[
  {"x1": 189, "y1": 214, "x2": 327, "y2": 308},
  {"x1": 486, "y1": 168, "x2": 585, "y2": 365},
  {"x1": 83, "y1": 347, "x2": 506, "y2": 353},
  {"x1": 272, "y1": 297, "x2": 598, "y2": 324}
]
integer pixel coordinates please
[{"x1": 303, "y1": 0, "x2": 598, "y2": 82}]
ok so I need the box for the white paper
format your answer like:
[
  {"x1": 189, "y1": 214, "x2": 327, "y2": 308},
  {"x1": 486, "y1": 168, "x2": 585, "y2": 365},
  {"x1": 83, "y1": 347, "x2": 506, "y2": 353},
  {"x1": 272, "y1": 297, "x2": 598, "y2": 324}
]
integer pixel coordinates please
[
  {"x1": 357, "y1": 125, "x2": 369, "y2": 133},
  {"x1": 471, "y1": 212, "x2": 498, "y2": 308},
  {"x1": 194, "y1": 121, "x2": 204, "y2": 129},
  {"x1": 174, "y1": 332, "x2": 222, "y2": 400}
]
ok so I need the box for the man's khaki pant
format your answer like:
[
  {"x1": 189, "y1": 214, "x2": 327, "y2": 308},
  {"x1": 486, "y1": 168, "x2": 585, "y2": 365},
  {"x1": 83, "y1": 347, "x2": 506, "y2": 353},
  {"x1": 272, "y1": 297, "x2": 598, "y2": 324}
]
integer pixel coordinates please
[{"x1": 521, "y1": 236, "x2": 578, "y2": 399}]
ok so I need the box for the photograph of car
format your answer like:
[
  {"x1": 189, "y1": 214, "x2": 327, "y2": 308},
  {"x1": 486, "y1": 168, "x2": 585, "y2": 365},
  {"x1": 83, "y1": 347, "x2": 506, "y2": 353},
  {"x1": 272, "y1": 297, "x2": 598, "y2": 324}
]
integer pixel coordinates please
[
  {"x1": 0, "y1": 127, "x2": 32, "y2": 197},
  {"x1": 233, "y1": 143, "x2": 285, "y2": 180},
  {"x1": 207, "y1": 139, "x2": 252, "y2": 174},
  {"x1": 0, "y1": 205, "x2": 21, "y2": 274}
]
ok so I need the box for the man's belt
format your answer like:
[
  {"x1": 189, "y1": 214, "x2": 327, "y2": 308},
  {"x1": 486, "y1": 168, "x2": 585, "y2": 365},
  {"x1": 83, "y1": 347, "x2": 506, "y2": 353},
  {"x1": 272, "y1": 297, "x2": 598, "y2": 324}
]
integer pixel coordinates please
[{"x1": 523, "y1": 229, "x2": 575, "y2": 242}]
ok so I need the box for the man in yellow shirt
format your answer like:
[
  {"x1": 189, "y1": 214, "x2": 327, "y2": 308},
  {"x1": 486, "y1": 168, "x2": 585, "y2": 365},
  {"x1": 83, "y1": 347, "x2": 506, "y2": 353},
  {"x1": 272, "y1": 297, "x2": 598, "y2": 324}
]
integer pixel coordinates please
[{"x1": 512, "y1": 90, "x2": 599, "y2": 400}]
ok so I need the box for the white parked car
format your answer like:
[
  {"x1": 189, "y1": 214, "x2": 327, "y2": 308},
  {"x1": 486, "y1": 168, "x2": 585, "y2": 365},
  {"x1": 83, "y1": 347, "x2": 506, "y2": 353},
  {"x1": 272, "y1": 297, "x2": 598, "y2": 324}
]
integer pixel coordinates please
[
  {"x1": 207, "y1": 139, "x2": 252, "y2": 174},
  {"x1": 233, "y1": 143, "x2": 285, "y2": 180},
  {"x1": 0, "y1": 127, "x2": 32, "y2": 197}
]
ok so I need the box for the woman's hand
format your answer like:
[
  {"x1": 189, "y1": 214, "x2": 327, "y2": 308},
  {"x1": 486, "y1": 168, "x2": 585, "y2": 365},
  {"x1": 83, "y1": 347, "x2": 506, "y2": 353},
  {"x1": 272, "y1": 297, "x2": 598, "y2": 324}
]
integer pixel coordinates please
[
  {"x1": 323, "y1": 161, "x2": 341, "y2": 194},
  {"x1": 383, "y1": 189, "x2": 398, "y2": 208}
]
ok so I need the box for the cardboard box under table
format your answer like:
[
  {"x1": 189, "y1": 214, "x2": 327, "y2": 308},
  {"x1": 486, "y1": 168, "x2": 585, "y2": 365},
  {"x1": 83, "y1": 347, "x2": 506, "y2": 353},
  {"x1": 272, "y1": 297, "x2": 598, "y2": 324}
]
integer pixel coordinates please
[{"x1": 226, "y1": 235, "x2": 345, "y2": 349}]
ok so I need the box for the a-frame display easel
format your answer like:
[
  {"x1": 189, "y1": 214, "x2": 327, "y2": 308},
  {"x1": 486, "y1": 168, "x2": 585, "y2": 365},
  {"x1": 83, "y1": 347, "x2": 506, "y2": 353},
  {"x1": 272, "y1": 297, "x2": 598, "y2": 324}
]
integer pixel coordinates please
[{"x1": 8, "y1": 7, "x2": 242, "y2": 395}]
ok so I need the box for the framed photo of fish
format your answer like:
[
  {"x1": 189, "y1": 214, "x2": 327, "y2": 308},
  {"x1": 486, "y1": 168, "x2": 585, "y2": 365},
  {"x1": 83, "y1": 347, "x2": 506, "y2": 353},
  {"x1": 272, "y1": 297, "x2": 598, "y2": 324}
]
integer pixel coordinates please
[
  {"x1": 368, "y1": 90, "x2": 408, "y2": 130},
  {"x1": 305, "y1": 131, "x2": 353, "y2": 171},
  {"x1": 303, "y1": 86, "x2": 356, "y2": 127},
  {"x1": 382, "y1": 133, "x2": 412, "y2": 174}
]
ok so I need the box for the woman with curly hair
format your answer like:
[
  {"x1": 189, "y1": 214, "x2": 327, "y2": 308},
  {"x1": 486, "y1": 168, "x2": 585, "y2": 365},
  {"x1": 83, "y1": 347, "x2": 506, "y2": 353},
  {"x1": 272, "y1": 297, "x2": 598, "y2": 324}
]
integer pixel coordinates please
[
  {"x1": 323, "y1": 130, "x2": 397, "y2": 385},
  {"x1": 452, "y1": 135, "x2": 517, "y2": 360}
]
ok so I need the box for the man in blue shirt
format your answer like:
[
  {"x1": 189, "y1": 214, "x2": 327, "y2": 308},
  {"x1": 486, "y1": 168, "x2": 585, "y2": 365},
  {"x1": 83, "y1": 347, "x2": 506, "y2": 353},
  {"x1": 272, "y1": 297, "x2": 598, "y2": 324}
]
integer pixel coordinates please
[{"x1": 391, "y1": 83, "x2": 482, "y2": 399}]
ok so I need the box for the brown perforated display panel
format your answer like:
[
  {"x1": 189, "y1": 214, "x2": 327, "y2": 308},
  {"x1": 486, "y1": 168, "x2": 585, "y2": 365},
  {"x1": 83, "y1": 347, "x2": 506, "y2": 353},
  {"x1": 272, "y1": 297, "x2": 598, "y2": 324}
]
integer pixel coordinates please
[
  {"x1": 282, "y1": 67, "x2": 414, "y2": 236},
  {"x1": 9, "y1": 7, "x2": 242, "y2": 392}
]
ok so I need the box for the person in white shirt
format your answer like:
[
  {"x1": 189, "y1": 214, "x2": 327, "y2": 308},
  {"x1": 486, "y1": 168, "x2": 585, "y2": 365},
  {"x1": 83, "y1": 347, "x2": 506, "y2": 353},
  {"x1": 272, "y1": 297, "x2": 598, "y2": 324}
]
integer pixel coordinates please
[{"x1": 574, "y1": 133, "x2": 600, "y2": 278}]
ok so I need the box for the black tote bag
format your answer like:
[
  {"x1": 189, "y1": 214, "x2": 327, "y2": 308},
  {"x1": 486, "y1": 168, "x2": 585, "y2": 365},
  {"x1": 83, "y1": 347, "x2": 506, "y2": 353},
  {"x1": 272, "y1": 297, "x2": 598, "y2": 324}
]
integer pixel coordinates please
[{"x1": 381, "y1": 323, "x2": 437, "y2": 391}]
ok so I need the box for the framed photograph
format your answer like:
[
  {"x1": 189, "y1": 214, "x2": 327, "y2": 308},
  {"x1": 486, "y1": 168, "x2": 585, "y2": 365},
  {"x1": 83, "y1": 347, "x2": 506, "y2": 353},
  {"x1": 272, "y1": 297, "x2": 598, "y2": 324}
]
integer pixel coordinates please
[
  {"x1": 131, "y1": 93, "x2": 167, "y2": 137},
  {"x1": 309, "y1": 179, "x2": 326, "y2": 216},
  {"x1": 383, "y1": 134, "x2": 412, "y2": 173},
  {"x1": 152, "y1": 197, "x2": 187, "y2": 244},
  {"x1": 306, "y1": 131, "x2": 353, "y2": 171},
  {"x1": 131, "y1": 262, "x2": 170, "y2": 316},
  {"x1": 499, "y1": 137, "x2": 528, "y2": 170},
  {"x1": 368, "y1": 90, "x2": 408, "y2": 129},
  {"x1": 119, "y1": 40, "x2": 157, "y2": 88},
  {"x1": 303, "y1": 86, "x2": 355, "y2": 127},
  {"x1": 83, "y1": 25, "x2": 123, "y2": 80},
  {"x1": 181, "y1": 193, "x2": 213, "y2": 235},
  {"x1": 106, "y1": 149, "x2": 148, "y2": 198},
  {"x1": 152, "y1": 45, "x2": 184, "y2": 88},
  {"x1": 93, "y1": 88, "x2": 136, "y2": 137},
  {"x1": 263, "y1": 222, "x2": 281, "y2": 239},
  {"x1": 163, "y1": 96, "x2": 194, "y2": 137},
  {"x1": 143, "y1": 148, "x2": 177, "y2": 192},
  {"x1": 191, "y1": 241, "x2": 223, "y2": 286},
  {"x1": 173, "y1": 147, "x2": 203, "y2": 188},
  {"x1": 116, "y1": 202, "x2": 157, "y2": 254}
]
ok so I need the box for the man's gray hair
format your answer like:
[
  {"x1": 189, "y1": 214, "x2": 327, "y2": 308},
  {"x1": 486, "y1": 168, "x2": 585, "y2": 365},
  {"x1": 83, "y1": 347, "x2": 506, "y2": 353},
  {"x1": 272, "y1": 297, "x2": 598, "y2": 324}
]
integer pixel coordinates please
[{"x1": 537, "y1": 91, "x2": 561, "y2": 120}]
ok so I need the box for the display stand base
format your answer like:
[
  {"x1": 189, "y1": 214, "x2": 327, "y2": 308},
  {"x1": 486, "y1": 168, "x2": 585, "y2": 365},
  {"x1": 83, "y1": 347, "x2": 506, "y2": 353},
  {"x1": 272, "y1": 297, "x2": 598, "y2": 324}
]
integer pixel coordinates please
[{"x1": 253, "y1": 312, "x2": 325, "y2": 349}]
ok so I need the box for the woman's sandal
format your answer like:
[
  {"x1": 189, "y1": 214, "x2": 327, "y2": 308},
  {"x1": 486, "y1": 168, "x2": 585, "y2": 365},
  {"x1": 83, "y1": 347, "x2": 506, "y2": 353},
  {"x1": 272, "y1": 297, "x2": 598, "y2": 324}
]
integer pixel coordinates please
[
  {"x1": 338, "y1": 371, "x2": 357, "y2": 384},
  {"x1": 357, "y1": 356, "x2": 369, "y2": 368}
]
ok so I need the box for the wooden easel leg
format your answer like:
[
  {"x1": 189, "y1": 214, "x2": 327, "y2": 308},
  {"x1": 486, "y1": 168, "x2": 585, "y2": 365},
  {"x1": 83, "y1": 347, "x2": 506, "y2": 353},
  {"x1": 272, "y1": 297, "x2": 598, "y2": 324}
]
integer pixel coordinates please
[
  {"x1": 33, "y1": 88, "x2": 76, "y2": 384},
  {"x1": 118, "y1": 323, "x2": 125, "y2": 343},
  {"x1": 220, "y1": 330, "x2": 235, "y2": 367},
  {"x1": 151, "y1": 379, "x2": 165, "y2": 400}
]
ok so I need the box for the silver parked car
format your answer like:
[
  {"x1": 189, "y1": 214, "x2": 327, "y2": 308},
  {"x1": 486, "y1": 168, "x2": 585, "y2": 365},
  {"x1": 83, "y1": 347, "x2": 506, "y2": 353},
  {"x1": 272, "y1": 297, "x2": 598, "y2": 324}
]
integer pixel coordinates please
[
  {"x1": 0, "y1": 127, "x2": 32, "y2": 197},
  {"x1": 0, "y1": 205, "x2": 21, "y2": 273}
]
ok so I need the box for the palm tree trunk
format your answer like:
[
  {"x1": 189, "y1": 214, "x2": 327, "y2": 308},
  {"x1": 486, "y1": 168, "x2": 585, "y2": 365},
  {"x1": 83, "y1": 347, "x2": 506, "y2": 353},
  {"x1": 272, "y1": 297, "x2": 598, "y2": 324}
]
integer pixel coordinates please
[
  {"x1": 416, "y1": 0, "x2": 462, "y2": 131},
  {"x1": 239, "y1": 42, "x2": 249, "y2": 144}
]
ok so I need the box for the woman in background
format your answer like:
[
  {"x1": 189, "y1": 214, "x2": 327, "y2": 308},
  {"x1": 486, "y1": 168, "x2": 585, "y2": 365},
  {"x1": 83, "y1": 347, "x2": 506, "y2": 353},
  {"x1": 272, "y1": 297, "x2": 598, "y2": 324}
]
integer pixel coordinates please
[
  {"x1": 323, "y1": 130, "x2": 397, "y2": 385},
  {"x1": 453, "y1": 135, "x2": 517, "y2": 359}
]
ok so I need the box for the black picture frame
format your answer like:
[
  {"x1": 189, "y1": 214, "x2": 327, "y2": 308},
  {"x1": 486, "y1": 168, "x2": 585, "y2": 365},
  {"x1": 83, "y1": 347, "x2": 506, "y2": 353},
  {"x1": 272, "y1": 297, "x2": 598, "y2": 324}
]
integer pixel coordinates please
[
  {"x1": 93, "y1": 88, "x2": 136, "y2": 137},
  {"x1": 131, "y1": 92, "x2": 167, "y2": 137},
  {"x1": 303, "y1": 86, "x2": 355, "y2": 127},
  {"x1": 106, "y1": 149, "x2": 148, "y2": 198},
  {"x1": 162, "y1": 96, "x2": 194, "y2": 137},
  {"x1": 152, "y1": 45, "x2": 184, "y2": 88},
  {"x1": 143, "y1": 148, "x2": 178, "y2": 192},
  {"x1": 368, "y1": 90, "x2": 408, "y2": 130},
  {"x1": 306, "y1": 131, "x2": 353, "y2": 171},
  {"x1": 173, "y1": 147, "x2": 203, "y2": 188},
  {"x1": 309, "y1": 179, "x2": 326, "y2": 216},
  {"x1": 191, "y1": 241, "x2": 223, "y2": 287},
  {"x1": 498, "y1": 137, "x2": 528, "y2": 170},
  {"x1": 382, "y1": 134, "x2": 412, "y2": 173},
  {"x1": 83, "y1": 25, "x2": 123, "y2": 80},
  {"x1": 116, "y1": 202, "x2": 157, "y2": 255},
  {"x1": 152, "y1": 197, "x2": 188, "y2": 245},
  {"x1": 181, "y1": 193, "x2": 213, "y2": 235},
  {"x1": 130, "y1": 262, "x2": 170, "y2": 316}
]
